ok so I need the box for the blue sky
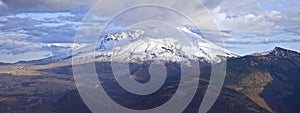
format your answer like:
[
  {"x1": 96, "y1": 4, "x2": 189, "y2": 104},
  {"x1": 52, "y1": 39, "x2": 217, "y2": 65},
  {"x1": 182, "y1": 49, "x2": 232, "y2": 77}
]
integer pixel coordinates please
[{"x1": 0, "y1": 0, "x2": 299, "y2": 63}]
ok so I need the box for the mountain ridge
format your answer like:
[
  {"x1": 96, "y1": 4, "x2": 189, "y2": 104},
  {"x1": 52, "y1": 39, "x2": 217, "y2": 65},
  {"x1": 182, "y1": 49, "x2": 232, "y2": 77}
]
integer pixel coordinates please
[
  {"x1": 251, "y1": 47, "x2": 300, "y2": 57},
  {"x1": 224, "y1": 46, "x2": 300, "y2": 113},
  {"x1": 0, "y1": 46, "x2": 299, "y2": 113}
]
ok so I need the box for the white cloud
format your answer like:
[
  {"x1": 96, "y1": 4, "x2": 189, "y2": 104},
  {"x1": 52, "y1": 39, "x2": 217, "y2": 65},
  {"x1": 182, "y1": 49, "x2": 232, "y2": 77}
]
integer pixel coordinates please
[
  {"x1": 0, "y1": 0, "x2": 3, "y2": 6},
  {"x1": 43, "y1": 0, "x2": 96, "y2": 9},
  {"x1": 223, "y1": 37, "x2": 300, "y2": 44},
  {"x1": 202, "y1": 0, "x2": 223, "y2": 9},
  {"x1": 204, "y1": 0, "x2": 300, "y2": 46},
  {"x1": 0, "y1": 0, "x2": 7, "y2": 9},
  {"x1": 0, "y1": 0, "x2": 96, "y2": 15},
  {"x1": 0, "y1": 0, "x2": 299, "y2": 59},
  {"x1": 213, "y1": 8, "x2": 280, "y2": 35}
]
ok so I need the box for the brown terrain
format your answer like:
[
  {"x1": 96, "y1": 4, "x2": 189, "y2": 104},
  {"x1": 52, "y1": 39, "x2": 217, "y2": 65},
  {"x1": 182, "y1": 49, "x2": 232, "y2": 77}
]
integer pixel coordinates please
[{"x1": 0, "y1": 47, "x2": 299, "y2": 113}]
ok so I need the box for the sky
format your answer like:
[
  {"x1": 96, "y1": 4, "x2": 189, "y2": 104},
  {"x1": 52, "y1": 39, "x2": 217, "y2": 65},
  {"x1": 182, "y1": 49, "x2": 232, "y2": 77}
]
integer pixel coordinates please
[{"x1": 0, "y1": 0, "x2": 299, "y2": 63}]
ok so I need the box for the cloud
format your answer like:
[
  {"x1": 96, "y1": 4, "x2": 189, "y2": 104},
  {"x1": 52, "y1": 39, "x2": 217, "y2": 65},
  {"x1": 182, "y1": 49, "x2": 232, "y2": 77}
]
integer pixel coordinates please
[
  {"x1": 0, "y1": 0, "x2": 223, "y2": 16},
  {"x1": 0, "y1": 0, "x2": 5, "y2": 6},
  {"x1": 213, "y1": 8, "x2": 280, "y2": 35},
  {"x1": 0, "y1": 0, "x2": 96, "y2": 15},
  {"x1": 0, "y1": 0, "x2": 299, "y2": 59},
  {"x1": 43, "y1": 0, "x2": 96, "y2": 9},
  {"x1": 0, "y1": 29, "x2": 74, "y2": 63},
  {"x1": 205, "y1": 0, "x2": 300, "y2": 47},
  {"x1": 0, "y1": 33, "x2": 43, "y2": 54},
  {"x1": 223, "y1": 37, "x2": 300, "y2": 44},
  {"x1": 0, "y1": 11, "x2": 81, "y2": 42},
  {"x1": 77, "y1": 0, "x2": 300, "y2": 45},
  {"x1": 0, "y1": 11, "x2": 82, "y2": 59},
  {"x1": 0, "y1": 0, "x2": 7, "y2": 11},
  {"x1": 202, "y1": 0, "x2": 223, "y2": 9}
]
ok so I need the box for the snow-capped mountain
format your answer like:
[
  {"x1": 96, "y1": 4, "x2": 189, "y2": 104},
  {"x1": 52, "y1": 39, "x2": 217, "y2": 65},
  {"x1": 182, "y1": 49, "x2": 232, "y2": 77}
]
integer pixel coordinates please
[{"x1": 72, "y1": 27, "x2": 239, "y2": 64}]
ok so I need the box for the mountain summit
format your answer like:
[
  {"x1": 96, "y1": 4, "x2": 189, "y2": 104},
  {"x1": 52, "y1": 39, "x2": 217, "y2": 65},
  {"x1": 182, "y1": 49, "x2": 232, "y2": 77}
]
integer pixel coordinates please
[
  {"x1": 269, "y1": 47, "x2": 300, "y2": 57},
  {"x1": 73, "y1": 28, "x2": 239, "y2": 64},
  {"x1": 251, "y1": 47, "x2": 300, "y2": 57}
]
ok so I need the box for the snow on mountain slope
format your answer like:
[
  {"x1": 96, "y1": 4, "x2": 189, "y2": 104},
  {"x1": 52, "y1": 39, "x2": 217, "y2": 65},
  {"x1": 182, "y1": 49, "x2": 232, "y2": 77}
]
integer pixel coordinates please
[{"x1": 73, "y1": 28, "x2": 239, "y2": 64}]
